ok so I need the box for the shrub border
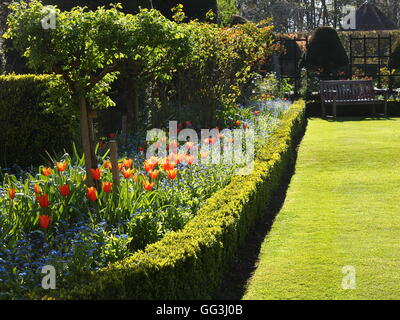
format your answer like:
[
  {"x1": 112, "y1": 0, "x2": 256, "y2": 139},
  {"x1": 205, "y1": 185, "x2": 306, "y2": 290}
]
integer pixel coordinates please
[{"x1": 34, "y1": 100, "x2": 306, "y2": 300}]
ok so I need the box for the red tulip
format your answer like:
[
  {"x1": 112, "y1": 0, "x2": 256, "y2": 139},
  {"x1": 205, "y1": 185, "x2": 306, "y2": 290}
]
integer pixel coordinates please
[
  {"x1": 56, "y1": 161, "x2": 67, "y2": 172},
  {"x1": 39, "y1": 215, "x2": 51, "y2": 229},
  {"x1": 143, "y1": 181, "x2": 154, "y2": 191},
  {"x1": 108, "y1": 132, "x2": 116, "y2": 139},
  {"x1": 87, "y1": 187, "x2": 97, "y2": 201},
  {"x1": 209, "y1": 138, "x2": 216, "y2": 144},
  {"x1": 185, "y1": 120, "x2": 191, "y2": 126},
  {"x1": 102, "y1": 182, "x2": 113, "y2": 193},
  {"x1": 138, "y1": 147, "x2": 145, "y2": 152},
  {"x1": 8, "y1": 188, "x2": 16, "y2": 199},
  {"x1": 167, "y1": 169, "x2": 178, "y2": 180},
  {"x1": 37, "y1": 194, "x2": 50, "y2": 208},
  {"x1": 90, "y1": 168, "x2": 101, "y2": 181},
  {"x1": 163, "y1": 162, "x2": 175, "y2": 172},
  {"x1": 201, "y1": 151, "x2": 209, "y2": 159},
  {"x1": 58, "y1": 184, "x2": 70, "y2": 197},
  {"x1": 99, "y1": 142, "x2": 107, "y2": 150},
  {"x1": 42, "y1": 167, "x2": 52, "y2": 176}
]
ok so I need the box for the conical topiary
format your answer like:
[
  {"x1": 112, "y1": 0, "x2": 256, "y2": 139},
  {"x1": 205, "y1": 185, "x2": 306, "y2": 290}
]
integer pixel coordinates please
[{"x1": 304, "y1": 27, "x2": 349, "y2": 76}]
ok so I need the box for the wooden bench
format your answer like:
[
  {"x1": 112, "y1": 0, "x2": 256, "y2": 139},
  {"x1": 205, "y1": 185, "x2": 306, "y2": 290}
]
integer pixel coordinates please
[{"x1": 320, "y1": 80, "x2": 388, "y2": 120}]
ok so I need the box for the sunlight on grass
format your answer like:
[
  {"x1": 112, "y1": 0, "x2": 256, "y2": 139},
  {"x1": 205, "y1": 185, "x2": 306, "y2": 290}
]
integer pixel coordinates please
[{"x1": 244, "y1": 117, "x2": 400, "y2": 300}]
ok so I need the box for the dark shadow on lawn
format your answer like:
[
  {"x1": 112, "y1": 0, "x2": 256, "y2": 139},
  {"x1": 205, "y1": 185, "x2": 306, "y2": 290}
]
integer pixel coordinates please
[
  {"x1": 315, "y1": 116, "x2": 399, "y2": 122},
  {"x1": 213, "y1": 121, "x2": 308, "y2": 300}
]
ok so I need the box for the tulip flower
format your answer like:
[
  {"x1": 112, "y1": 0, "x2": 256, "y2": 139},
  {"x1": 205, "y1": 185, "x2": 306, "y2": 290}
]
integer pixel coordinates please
[
  {"x1": 235, "y1": 120, "x2": 241, "y2": 126},
  {"x1": 39, "y1": 215, "x2": 51, "y2": 229},
  {"x1": 37, "y1": 194, "x2": 50, "y2": 208},
  {"x1": 254, "y1": 110, "x2": 260, "y2": 116},
  {"x1": 185, "y1": 120, "x2": 191, "y2": 126},
  {"x1": 186, "y1": 142, "x2": 194, "y2": 150},
  {"x1": 163, "y1": 161, "x2": 175, "y2": 172},
  {"x1": 138, "y1": 147, "x2": 145, "y2": 152},
  {"x1": 209, "y1": 138, "x2": 216, "y2": 144},
  {"x1": 90, "y1": 168, "x2": 101, "y2": 181},
  {"x1": 243, "y1": 123, "x2": 248, "y2": 129},
  {"x1": 8, "y1": 188, "x2": 16, "y2": 199},
  {"x1": 58, "y1": 184, "x2": 70, "y2": 197},
  {"x1": 42, "y1": 167, "x2": 52, "y2": 176},
  {"x1": 200, "y1": 151, "x2": 209, "y2": 159},
  {"x1": 123, "y1": 158, "x2": 133, "y2": 169},
  {"x1": 34, "y1": 184, "x2": 41, "y2": 195},
  {"x1": 103, "y1": 161, "x2": 112, "y2": 170},
  {"x1": 102, "y1": 182, "x2": 113, "y2": 193},
  {"x1": 122, "y1": 168, "x2": 134, "y2": 179},
  {"x1": 99, "y1": 142, "x2": 107, "y2": 150},
  {"x1": 186, "y1": 154, "x2": 195, "y2": 165},
  {"x1": 149, "y1": 170, "x2": 159, "y2": 180},
  {"x1": 56, "y1": 161, "x2": 67, "y2": 172},
  {"x1": 143, "y1": 181, "x2": 154, "y2": 191},
  {"x1": 144, "y1": 160, "x2": 156, "y2": 173},
  {"x1": 87, "y1": 187, "x2": 97, "y2": 201},
  {"x1": 108, "y1": 132, "x2": 116, "y2": 139},
  {"x1": 118, "y1": 163, "x2": 124, "y2": 171},
  {"x1": 167, "y1": 169, "x2": 178, "y2": 180}
]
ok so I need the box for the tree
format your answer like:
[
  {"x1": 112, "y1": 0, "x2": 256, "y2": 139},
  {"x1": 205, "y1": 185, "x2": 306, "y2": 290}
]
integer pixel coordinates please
[
  {"x1": 5, "y1": 1, "x2": 190, "y2": 187},
  {"x1": 303, "y1": 26, "x2": 348, "y2": 76}
]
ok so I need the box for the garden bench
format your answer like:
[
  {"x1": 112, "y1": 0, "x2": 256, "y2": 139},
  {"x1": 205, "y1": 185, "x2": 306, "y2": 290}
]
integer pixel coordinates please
[{"x1": 320, "y1": 80, "x2": 388, "y2": 120}]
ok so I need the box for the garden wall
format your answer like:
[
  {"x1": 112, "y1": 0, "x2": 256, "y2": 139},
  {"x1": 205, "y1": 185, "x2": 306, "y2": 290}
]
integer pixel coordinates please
[
  {"x1": 0, "y1": 75, "x2": 78, "y2": 168},
  {"x1": 33, "y1": 100, "x2": 306, "y2": 300}
]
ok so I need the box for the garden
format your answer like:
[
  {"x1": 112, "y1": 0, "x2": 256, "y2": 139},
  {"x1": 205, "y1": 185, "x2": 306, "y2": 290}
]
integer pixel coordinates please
[{"x1": 1, "y1": 0, "x2": 400, "y2": 302}]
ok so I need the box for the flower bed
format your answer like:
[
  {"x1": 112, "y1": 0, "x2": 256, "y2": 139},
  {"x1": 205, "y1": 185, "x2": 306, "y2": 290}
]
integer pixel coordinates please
[
  {"x1": 0, "y1": 98, "x2": 291, "y2": 299},
  {"x1": 30, "y1": 99, "x2": 305, "y2": 300}
]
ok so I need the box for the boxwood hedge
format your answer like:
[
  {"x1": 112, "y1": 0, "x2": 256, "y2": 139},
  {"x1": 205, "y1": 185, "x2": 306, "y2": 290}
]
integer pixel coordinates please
[{"x1": 33, "y1": 100, "x2": 306, "y2": 300}]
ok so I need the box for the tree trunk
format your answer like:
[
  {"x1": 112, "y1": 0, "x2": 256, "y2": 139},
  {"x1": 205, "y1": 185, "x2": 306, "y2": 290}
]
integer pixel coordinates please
[{"x1": 80, "y1": 96, "x2": 98, "y2": 188}]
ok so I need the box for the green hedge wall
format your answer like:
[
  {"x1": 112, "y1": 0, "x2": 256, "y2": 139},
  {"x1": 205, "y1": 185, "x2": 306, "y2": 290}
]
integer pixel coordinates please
[
  {"x1": 0, "y1": 75, "x2": 78, "y2": 168},
  {"x1": 33, "y1": 100, "x2": 306, "y2": 300}
]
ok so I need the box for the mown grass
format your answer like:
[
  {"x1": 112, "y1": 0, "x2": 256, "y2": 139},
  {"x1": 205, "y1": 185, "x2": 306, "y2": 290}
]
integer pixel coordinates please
[{"x1": 243, "y1": 117, "x2": 400, "y2": 300}]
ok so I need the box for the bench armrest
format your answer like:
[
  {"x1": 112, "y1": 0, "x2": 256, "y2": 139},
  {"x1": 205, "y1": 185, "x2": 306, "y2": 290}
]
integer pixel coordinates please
[{"x1": 374, "y1": 88, "x2": 389, "y2": 99}]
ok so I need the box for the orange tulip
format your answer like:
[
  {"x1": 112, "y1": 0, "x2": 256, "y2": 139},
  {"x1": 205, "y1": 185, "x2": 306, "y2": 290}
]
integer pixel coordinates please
[
  {"x1": 201, "y1": 151, "x2": 209, "y2": 159},
  {"x1": 235, "y1": 120, "x2": 241, "y2": 126},
  {"x1": 87, "y1": 187, "x2": 97, "y2": 201},
  {"x1": 186, "y1": 154, "x2": 195, "y2": 165},
  {"x1": 42, "y1": 167, "x2": 52, "y2": 176},
  {"x1": 56, "y1": 161, "x2": 67, "y2": 172},
  {"x1": 37, "y1": 194, "x2": 50, "y2": 208},
  {"x1": 103, "y1": 161, "x2": 112, "y2": 170},
  {"x1": 123, "y1": 158, "x2": 133, "y2": 169},
  {"x1": 7, "y1": 188, "x2": 16, "y2": 199},
  {"x1": 166, "y1": 169, "x2": 178, "y2": 180},
  {"x1": 144, "y1": 159, "x2": 157, "y2": 173},
  {"x1": 186, "y1": 142, "x2": 195, "y2": 150},
  {"x1": 149, "y1": 170, "x2": 159, "y2": 180},
  {"x1": 122, "y1": 168, "x2": 134, "y2": 179},
  {"x1": 243, "y1": 123, "x2": 248, "y2": 129},
  {"x1": 102, "y1": 182, "x2": 113, "y2": 193},
  {"x1": 118, "y1": 163, "x2": 124, "y2": 171},
  {"x1": 254, "y1": 110, "x2": 260, "y2": 115},
  {"x1": 39, "y1": 215, "x2": 51, "y2": 229},
  {"x1": 34, "y1": 184, "x2": 41, "y2": 195},
  {"x1": 90, "y1": 168, "x2": 101, "y2": 181},
  {"x1": 143, "y1": 181, "x2": 154, "y2": 191},
  {"x1": 169, "y1": 140, "x2": 178, "y2": 150},
  {"x1": 58, "y1": 184, "x2": 70, "y2": 197},
  {"x1": 209, "y1": 138, "x2": 216, "y2": 144}
]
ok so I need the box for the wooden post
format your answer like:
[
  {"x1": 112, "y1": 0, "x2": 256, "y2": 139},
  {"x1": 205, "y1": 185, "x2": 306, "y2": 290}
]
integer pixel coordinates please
[{"x1": 109, "y1": 140, "x2": 120, "y2": 189}]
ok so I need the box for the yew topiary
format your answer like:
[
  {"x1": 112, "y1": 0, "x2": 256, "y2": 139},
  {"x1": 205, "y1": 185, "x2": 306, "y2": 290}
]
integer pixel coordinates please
[{"x1": 304, "y1": 27, "x2": 349, "y2": 76}]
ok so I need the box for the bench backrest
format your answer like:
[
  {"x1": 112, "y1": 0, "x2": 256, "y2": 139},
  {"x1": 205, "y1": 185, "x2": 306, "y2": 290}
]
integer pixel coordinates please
[{"x1": 320, "y1": 80, "x2": 375, "y2": 102}]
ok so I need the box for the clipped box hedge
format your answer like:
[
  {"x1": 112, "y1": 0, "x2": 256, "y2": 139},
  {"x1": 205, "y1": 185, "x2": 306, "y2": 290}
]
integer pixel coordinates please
[
  {"x1": 0, "y1": 74, "x2": 77, "y2": 168},
  {"x1": 34, "y1": 100, "x2": 306, "y2": 300}
]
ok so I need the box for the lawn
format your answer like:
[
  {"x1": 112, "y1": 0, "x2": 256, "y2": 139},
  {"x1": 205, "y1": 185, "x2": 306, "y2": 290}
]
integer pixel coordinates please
[{"x1": 244, "y1": 117, "x2": 400, "y2": 300}]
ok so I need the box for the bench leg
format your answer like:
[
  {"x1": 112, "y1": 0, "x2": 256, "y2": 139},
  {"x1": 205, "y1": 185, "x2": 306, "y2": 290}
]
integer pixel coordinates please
[
  {"x1": 333, "y1": 102, "x2": 337, "y2": 120},
  {"x1": 372, "y1": 103, "x2": 376, "y2": 116},
  {"x1": 322, "y1": 102, "x2": 326, "y2": 119},
  {"x1": 384, "y1": 101, "x2": 388, "y2": 117}
]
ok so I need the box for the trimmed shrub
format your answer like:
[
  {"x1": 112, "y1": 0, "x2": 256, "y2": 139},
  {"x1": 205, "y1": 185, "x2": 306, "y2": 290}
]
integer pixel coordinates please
[
  {"x1": 304, "y1": 27, "x2": 349, "y2": 76},
  {"x1": 31, "y1": 100, "x2": 306, "y2": 300},
  {"x1": 0, "y1": 75, "x2": 78, "y2": 168}
]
